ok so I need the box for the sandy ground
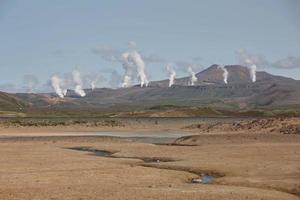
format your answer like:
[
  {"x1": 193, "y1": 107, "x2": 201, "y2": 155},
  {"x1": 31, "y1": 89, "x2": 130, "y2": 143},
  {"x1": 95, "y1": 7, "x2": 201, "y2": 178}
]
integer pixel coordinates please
[{"x1": 0, "y1": 118, "x2": 299, "y2": 200}]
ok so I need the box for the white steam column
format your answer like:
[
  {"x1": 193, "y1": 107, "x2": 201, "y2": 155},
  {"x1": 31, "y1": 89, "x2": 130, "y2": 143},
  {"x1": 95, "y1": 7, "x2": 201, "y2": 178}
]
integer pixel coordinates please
[
  {"x1": 72, "y1": 69, "x2": 86, "y2": 97},
  {"x1": 218, "y1": 65, "x2": 229, "y2": 84},
  {"x1": 51, "y1": 75, "x2": 65, "y2": 98},
  {"x1": 166, "y1": 64, "x2": 176, "y2": 87},
  {"x1": 188, "y1": 66, "x2": 198, "y2": 86}
]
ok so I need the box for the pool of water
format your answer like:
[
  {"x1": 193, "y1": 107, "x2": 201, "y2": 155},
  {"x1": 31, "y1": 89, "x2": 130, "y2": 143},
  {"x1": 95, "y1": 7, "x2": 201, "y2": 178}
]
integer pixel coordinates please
[
  {"x1": 0, "y1": 131, "x2": 189, "y2": 144},
  {"x1": 66, "y1": 146, "x2": 177, "y2": 163},
  {"x1": 192, "y1": 175, "x2": 216, "y2": 184},
  {"x1": 67, "y1": 147, "x2": 114, "y2": 157}
]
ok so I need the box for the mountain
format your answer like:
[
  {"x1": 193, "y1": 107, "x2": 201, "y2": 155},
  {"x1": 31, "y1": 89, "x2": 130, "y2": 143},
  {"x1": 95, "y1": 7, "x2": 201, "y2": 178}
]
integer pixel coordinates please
[
  {"x1": 150, "y1": 65, "x2": 295, "y2": 87},
  {"x1": 0, "y1": 91, "x2": 27, "y2": 111},
  {"x1": 1, "y1": 65, "x2": 300, "y2": 116}
]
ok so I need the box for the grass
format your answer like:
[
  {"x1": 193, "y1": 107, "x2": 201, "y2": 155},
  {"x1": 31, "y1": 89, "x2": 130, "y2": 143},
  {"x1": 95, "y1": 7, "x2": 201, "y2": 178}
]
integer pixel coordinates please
[
  {"x1": 0, "y1": 111, "x2": 26, "y2": 117},
  {"x1": 1, "y1": 103, "x2": 300, "y2": 120},
  {"x1": 0, "y1": 118, "x2": 124, "y2": 127}
]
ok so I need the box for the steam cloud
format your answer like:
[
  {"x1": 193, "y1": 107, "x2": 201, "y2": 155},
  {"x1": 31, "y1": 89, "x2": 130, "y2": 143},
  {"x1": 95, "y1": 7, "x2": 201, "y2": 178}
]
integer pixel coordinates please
[
  {"x1": 236, "y1": 49, "x2": 300, "y2": 82},
  {"x1": 90, "y1": 81, "x2": 96, "y2": 90},
  {"x1": 8, "y1": 45, "x2": 300, "y2": 94},
  {"x1": 166, "y1": 64, "x2": 176, "y2": 87},
  {"x1": 121, "y1": 51, "x2": 149, "y2": 88},
  {"x1": 236, "y1": 49, "x2": 257, "y2": 82},
  {"x1": 72, "y1": 70, "x2": 86, "y2": 97},
  {"x1": 92, "y1": 46, "x2": 122, "y2": 62},
  {"x1": 83, "y1": 73, "x2": 103, "y2": 90},
  {"x1": 245, "y1": 59, "x2": 257, "y2": 82},
  {"x1": 175, "y1": 61, "x2": 204, "y2": 73},
  {"x1": 121, "y1": 52, "x2": 135, "y2": 88},
  {"x1": 130, "y1": 51, "x2": 149, "y2": 87},
  {"x1": 217, "y1": 65, "x2": 228, "y2": 84},
  {"x1": 273, "y1": 56, "x2": 300, "y2": 69},
  {"x1": 93, "y1": 42, "x2": 165, "y2": 88},
  {"x1": 236, "y1": 49, "x2": 300, "y2": 69},
  {"x1": 187, "y1": 66, "x2": 197, "y2": 86},
  {"x1": 51, "y1": 75, "x2": 65, "y2": 98},
  {"x1": 93, "y1": 45, "x2": 165, "y2": 64}
]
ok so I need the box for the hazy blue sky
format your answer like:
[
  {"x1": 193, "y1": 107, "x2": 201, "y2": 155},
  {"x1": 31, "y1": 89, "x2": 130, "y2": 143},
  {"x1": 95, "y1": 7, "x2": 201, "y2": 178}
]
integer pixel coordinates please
[{"x1": 0, "y1": 0, "x2": 300, "y2": 92}]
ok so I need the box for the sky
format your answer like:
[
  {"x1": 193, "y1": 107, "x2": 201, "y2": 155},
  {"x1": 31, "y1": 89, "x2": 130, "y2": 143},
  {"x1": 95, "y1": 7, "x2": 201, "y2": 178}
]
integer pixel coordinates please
[{"x1": 0, "y1": 0, "x2": 300, "y2": 92}]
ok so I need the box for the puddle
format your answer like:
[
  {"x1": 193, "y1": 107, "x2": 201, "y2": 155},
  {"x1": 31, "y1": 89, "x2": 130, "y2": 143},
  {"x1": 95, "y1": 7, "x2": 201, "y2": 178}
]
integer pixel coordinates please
[
  {"x1": 192, "y1": 175, "x2": 216, "y2": 184},
  {"x1": 154, "y1": 143, "x2": 197, "y2": 147},
  {"x1": 66, "y1": 146, "x2": 176, "y2": 163},
  {"x1": 132, "y1": 157, "x2": 176, "y2": 163},
  {"x1": 67, "y1": 147, "x2": 114, "y2": 157}
]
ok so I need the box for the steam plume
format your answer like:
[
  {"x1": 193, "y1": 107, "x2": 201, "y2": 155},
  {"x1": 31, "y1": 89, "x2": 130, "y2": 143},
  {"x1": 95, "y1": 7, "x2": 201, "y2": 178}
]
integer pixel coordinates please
[
  {"x1": 166, "y1": 64, "x2": 176, "y2": 87},
  {"x1": 51, "y1": 75, "x2": 65, "y2": 98},
  {"x1": 72, "y1": 70, "x2": 86, "y2": 97},
  {"x1": 245, "y1": 59, "x2": 257, "y2": 82},
  {"x1": 83, "y1": 72, "x2": 103, "y2": 91},
  {"x1": 217, "y1": 65, "x2": 228, "y2": 84},
  {"x1": 91, "y1": 81, "x2": 97, "y2": 90},
  {"x1": 122, "y1": 75, "x2": 132, "y2": 88},
  {"x1": 236, "y1": 49, "x2": 258, "y2": 82},
  {"x1": 121, "y1": 52, "x2": 135, "y2": 88},
  {"x1": 187, "y1": 66, "x2": 197, "y2": 86},
  {"x1": 89, "y1": 76, "x2": 100, "y2": 90},
  {"x1": 121, "y1": 51, "x2": 149, "y2": 87},
  {"x1": 130, "y1": 51, "x2": 149, "y2": 87}
]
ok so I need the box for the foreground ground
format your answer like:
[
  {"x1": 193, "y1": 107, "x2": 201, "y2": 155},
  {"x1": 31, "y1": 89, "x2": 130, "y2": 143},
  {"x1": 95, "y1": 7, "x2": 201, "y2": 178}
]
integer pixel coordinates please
[{"x1": 0, "y1": 117, "x2": 299, "y2": 200}]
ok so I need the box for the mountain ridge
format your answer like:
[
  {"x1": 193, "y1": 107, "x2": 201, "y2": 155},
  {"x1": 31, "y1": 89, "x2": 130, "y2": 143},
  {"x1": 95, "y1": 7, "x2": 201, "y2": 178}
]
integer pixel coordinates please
[{"x1": 1, "y1": 65, "x2": 299, "y2": 116}]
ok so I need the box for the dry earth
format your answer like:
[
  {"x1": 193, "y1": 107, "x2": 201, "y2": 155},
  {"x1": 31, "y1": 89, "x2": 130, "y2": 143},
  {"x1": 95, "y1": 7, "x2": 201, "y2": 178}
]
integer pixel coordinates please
[{"x1": 0, "y1": 118, "x2": 299, "y2": 200}]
